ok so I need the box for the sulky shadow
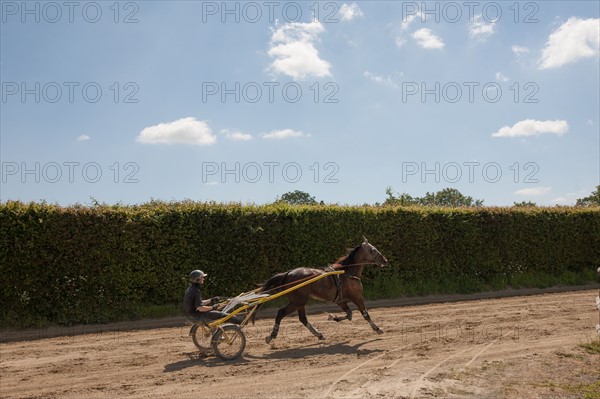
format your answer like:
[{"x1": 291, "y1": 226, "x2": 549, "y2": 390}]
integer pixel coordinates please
[
  {"x1": 164, "y1": 338, "x2": 384, "y2": 371},
  {"x1": 163, "y1": 351, "x2": 251, "y2": 372}
]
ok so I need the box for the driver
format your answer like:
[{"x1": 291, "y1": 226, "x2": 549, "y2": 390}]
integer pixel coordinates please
[{"x1": 183, "y1": 270, "x2": 243, "y2": 324}]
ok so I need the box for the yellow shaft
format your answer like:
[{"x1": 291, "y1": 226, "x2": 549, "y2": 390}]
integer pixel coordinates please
[{"x1": 208, "y1": 270, "x2": 344, "y2": 328}]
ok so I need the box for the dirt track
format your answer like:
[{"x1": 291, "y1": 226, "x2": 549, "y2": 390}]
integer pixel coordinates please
[{"x1": 1, "y1": 290, "x2": 599, "y2": 399}]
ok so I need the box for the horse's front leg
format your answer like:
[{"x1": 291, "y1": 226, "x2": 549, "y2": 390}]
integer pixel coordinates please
[
  {"x1": 354, "y1": 298, "x2": 383, "y2": 334},
  {"x1": 327, "y1": 302, "x2": 352, "y2": 322}
]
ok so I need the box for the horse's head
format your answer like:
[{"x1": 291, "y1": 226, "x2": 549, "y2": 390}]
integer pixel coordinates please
[{"x1": 358, "y1": 237, "x2": 388, "y2": 268}]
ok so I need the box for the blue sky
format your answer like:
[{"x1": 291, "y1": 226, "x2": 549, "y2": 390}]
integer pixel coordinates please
[{"x1": 1, "y1": 1, "x2": 599, "y2": 206}]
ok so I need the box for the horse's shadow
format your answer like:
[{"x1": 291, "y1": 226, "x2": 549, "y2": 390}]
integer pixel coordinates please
[
  {"x1": 163, "y1": 338, "x2": 384, "y2": 372},
  {"x1": 245, "y1": 338, "x2": 384, "y2": 360}
]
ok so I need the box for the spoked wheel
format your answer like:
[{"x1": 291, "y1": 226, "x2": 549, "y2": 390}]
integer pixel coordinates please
[
  {"x1": 211, "y1": 324, "x2": 246, "y2": 360},
  {"x1": 190, "y1": 324, "x2": 213, "y2": 354}
]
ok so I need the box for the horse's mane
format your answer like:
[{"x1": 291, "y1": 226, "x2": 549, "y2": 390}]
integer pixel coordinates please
[{"x1": 333, "y1": 245, "x2": 361, "y2": 266}]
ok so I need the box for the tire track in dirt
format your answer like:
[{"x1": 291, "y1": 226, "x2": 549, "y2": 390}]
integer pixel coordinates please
[
  {"x1": 321, "y1": 340, "x2": 414, "y2": 398},
  {"x1": 321, "y1": 334, "x2": 502, "y2": 398},
  {"x1": 317, "y1": 289, "x2": 597, "y2": 399},
  {"x1": 407, "y1": 345, "x2": 484, "y2": 398}
]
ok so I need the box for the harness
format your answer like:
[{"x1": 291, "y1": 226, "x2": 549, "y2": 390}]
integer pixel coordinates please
[
  {"x1": 324, "y1": 264, "x2": 362, "y2": 303},
  {"x1": 323, "y1": 265, "x2": 343, "y2": 303}
]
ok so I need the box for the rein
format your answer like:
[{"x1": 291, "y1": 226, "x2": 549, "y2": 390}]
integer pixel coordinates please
[
  {"x1": 259, "y1": 262, "x2": 382, "y2": 295},
  {"x1": 330, "y1": 262, "x2": 381, "y2": 269},
  {"x1": 260, "y1": 273, "x2": 322, "y2": 295}
]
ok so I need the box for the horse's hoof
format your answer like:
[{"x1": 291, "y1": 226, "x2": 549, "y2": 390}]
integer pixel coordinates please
[
  {"x1": 265, "y1": 336, "x2": 273, "y2": 344},
  {"x1": 327, "y1": 313, "x2": 335, "y2": 321},
  {"x1": 318, "y1": 335, "x2": 325, "y2": 340},
  {"x1": 376, "y1": 328, "x2": 384, "y2": 335}
]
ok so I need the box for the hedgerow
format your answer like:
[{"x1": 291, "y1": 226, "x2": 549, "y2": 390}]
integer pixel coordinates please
[{"x1": 1, "y1": 201, "x2": 598, "y2": 328}]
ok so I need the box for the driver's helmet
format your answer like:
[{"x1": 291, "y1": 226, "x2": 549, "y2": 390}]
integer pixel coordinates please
[{"x1": 189, "y1": 269, "x2": 207, "y2": 282}]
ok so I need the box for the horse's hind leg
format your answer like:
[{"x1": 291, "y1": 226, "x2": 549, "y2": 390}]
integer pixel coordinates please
[
  {"x1": 327, "y1": 302, "x2": 352, "y2": 322},
  {"x1": 354, "y1": 297, "x2": 383, "y2": 334},
  {"x1": 298, "y1": 306, "x2": 325, "y2": 340},
  {"x1": 266, "y1": 303, "x2": 300, "y2": 344}
]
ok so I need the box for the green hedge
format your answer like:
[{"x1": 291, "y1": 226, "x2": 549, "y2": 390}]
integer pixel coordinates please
[{"x1": 1, "y1": 201, "x2": 599, "y2": 328}]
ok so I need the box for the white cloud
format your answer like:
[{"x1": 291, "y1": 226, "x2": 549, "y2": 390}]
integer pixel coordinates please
[
  {"x1": 512, "y1": 45, "x2": 530, "y2": 55},
  {"x1": 401, "y1": 11, "x2": 422, "y2": 30},
  {"x1": 469, "y1": 15, "x2": 496, "y2": 41},
  {"x1": 495, "y1": 72, "x2": 510, "y2": 82},
  {"x1": 220, "y1": 129, "x2": 253, "y2": 141},
  {"x1": 395, "y1": 36, "x2": 407, "y2": 48},
  {"x1": 338, "y1": 3, "x2": 363, "y2": 21},
  {"x1": 515, "y1": 187, "x2": 552, "y2": 196},
  {"x1": 364, "y1": 71, "x2": 398, "y2": 89},
  {"x1": 205, "y1": 181, "x2": 219, "y2": 186},
  {"x1": 262, "y1": 129, "x2": 310, "y2": 140},
  {"x1": 491, "y1": 119, "x2": 569, "y2": 138},
  {"x1": 268, "y1": 21, "x2": 332, "y2": 80},
  {"x1": 550, "y1": 189, "x2": 590, "y2": 205},
  {"x1": 539, "y1": 17, "x2": 600, "y2": 69},
  {"x1": 412, "y1": 28, "x2": 444, "y2": 49},
  {"x1": 549, "y1": 196, "x2": 569, "y2": 204},
  {"x1": 136, "y1": 117, "x2": 216, "y2": 146},
  {"x1": 587, "y1": 119, "x2": 594, "y2": 125},
  {"x1": 77, "y1": 134, "x2": 90, "y2": 141}
]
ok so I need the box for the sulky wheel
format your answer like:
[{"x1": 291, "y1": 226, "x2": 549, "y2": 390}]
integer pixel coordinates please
[
  {"x1": 190, "y1": 324, "x2": 213, "y2": 353},
  {"x1": 211, "y1": 324, "x2": 246, "y2": 360}
]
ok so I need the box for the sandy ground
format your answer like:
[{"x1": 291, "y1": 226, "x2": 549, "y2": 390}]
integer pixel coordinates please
[{"x1": 1, "y1": 290, "x2": 599, "y2": 399}]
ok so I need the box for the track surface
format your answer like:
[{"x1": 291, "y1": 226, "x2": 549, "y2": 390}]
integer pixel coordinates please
[{"x1": 1, "y1": 290, "x2": 599, "y2": 399}]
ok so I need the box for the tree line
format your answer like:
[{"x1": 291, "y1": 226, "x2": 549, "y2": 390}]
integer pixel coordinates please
[{"x1": 275, "y1": 186, "x2": 600, "y2": 207}]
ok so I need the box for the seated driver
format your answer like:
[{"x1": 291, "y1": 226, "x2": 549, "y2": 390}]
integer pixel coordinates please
[{"x1": 183, "y1": 270, "x2": 243, "y2": 324}]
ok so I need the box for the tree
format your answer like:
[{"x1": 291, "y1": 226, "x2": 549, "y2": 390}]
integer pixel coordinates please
[
  {"x1": 275, "y1": 190, "x2": 318, "y2": 205},
  {"x1": 576, "y1": 185, "x2": 600, "y2": 207},
  {"x1": 384, "y1": 187, "x2": 418, "y2": 206},
  {"x1": 513, "y1": 201, "x2": 537, "y2": 207},
  {"x1": 418, "y1": 188, "x2": 483, "y2": 207},
  {"x1": 384, "y1": 187, "x2": 483, "y2": 207}
]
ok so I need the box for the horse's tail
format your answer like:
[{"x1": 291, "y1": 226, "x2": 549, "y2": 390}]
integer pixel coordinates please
[{"x1": 250, "y1": 271, "x2": 289, "y2": 324}]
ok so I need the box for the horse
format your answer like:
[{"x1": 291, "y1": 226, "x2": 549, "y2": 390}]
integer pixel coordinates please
[{"x1": 254, "y1": 237, "x2": 389, "y2": 344}]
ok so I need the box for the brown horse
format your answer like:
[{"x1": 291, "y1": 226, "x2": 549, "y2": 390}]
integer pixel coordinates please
[{"x1": 256, "y1": 237, "x2": 388, "y2": 343}]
